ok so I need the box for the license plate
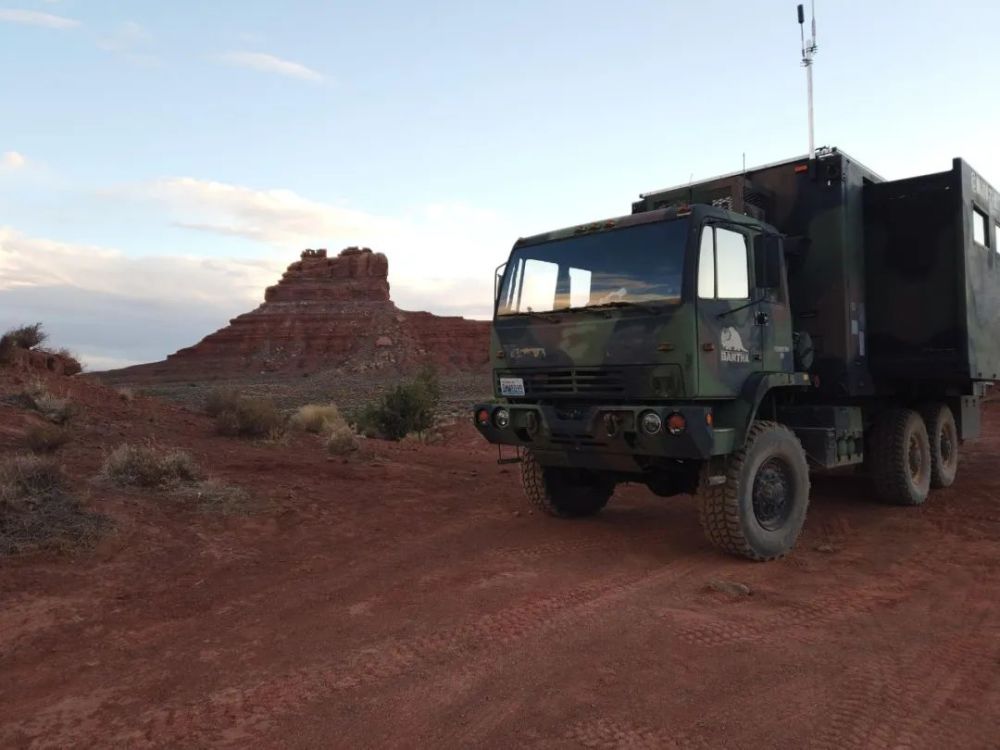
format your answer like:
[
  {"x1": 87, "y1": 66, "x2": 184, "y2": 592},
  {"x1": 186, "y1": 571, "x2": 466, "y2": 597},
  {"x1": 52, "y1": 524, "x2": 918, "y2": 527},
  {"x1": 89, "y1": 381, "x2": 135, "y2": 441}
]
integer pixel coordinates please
[{"x1": 499, "y1": 377, "x2": 525, "y2": 397}]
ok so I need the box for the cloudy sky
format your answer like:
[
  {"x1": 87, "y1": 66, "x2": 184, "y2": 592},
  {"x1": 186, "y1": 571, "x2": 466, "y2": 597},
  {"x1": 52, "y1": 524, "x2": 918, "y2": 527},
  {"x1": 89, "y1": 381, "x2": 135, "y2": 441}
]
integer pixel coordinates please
[{"x1": 2, "y1": 0, "x2": 999, "y2": 370}]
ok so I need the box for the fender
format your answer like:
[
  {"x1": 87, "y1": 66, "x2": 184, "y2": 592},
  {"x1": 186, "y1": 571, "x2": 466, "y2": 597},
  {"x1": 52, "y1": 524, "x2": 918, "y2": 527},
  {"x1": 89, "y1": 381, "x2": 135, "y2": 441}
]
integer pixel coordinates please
[{"x1": 713, "y1": 371, "x2": 813, "y2": 447}]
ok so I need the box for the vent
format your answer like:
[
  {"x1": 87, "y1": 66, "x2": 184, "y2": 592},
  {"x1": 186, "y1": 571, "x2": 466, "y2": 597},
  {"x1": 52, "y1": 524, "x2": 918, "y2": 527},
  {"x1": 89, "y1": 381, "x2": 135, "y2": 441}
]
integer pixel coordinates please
[{"x1": 497, "y1": 368, "x2": 626, "y2": 398}]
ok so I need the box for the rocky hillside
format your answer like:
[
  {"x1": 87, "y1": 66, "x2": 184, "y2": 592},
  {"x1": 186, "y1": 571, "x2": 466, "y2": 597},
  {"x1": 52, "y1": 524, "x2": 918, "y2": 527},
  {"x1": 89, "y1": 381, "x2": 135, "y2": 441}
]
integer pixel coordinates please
[{"x1": 103, "y1": 247, "x2": 490, "y2": 382}]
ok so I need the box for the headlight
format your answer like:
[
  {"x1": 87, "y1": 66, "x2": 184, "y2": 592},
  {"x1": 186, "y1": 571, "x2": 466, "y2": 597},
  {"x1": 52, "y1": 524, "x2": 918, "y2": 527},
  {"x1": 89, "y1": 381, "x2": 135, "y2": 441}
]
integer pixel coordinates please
[
  {"x1": 640, "y1": 411, "x2": 662, "y2": 435},
  {"x1": 493, "y1": 407, "x2": 511, "y2": 429}
]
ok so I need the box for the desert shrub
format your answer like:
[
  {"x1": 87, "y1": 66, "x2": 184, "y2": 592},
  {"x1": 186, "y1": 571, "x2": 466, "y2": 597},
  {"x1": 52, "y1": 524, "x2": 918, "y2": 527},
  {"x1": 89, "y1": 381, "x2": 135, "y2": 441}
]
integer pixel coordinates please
[
  {"x1": 289, "y1": 403, "x2": 344, "y2": 434},
  {"x1": 204, "y1": 388, "x2": 240, "y2": 417},
  {"x1": 214, "y1": 396, "x2": 283, "y2": 439},
  {"x1": 0, "y1": 455, "x2": 63, "y2": 501},
  {"x1": 101, "y1": 443, "x2": 200, "y2": 488},
  {"x1": 0, "y1": 334, "x2": 14, "y2": 365},
  {"x1": 56, "y1": 349, "x2": 83, "y2": 376},
  {"x1": 4, "y1": 323, "x2": 46, "y2": 350},
  {"x1": 24, "y1": 423, "x2": 71, "y2": 454},
  {"x1": 185, "y1": 479, "x2": 254, "y2": 515},
  {"x1": 0, "y1": 454, "x2": 107, "y2": 555},
  {"x1": 22, "y1": 382, "x2": 75, "y2": 424},
  {"x1": 117, "y1": 387, "x2": 135, "y2": 403},
  {"x1": 355, "y1": 368, "x2": 441, "y2": 441},
  {"x1": 326, "y1": 423, "x2": 360, "y2": 455}
]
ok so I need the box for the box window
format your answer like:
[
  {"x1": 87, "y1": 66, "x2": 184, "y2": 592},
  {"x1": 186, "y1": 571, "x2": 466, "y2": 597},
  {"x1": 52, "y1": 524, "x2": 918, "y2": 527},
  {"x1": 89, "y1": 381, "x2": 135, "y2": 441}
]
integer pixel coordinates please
[{"x1": 973, "y1": 207, "x2": 989, "y2": 247}]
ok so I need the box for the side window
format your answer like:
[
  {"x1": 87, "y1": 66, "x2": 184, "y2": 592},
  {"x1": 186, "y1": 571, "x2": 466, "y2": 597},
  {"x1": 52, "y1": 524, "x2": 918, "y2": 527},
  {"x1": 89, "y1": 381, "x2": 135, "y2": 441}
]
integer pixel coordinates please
[
  {"x1": 698, "y1": 227, "x2": 715, "y2": 298},
  {"x1": 715, "y1": 228, "x2": 750, "y2": 299},
  {"x1": 973, "y1": 207, "x2": 989, "y2": 248},
  {"x1": 995, "y1": 222, "x2": 1000, "y2": 255}
]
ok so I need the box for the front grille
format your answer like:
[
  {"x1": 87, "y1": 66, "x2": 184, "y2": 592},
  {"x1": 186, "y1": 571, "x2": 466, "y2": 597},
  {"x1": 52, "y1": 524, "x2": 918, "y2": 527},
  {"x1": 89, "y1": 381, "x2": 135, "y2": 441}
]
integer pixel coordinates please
[{"x1": 498, "y1": 368, "x2": 626, "y2": 398}]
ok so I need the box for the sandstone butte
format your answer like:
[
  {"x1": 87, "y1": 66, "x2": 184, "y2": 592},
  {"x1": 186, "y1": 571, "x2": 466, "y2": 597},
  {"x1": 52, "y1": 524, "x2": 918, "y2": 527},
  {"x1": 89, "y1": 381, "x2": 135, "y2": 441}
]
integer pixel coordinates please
[{"x1": 106, "y1": 247, "x2": 490, "y2": 381}]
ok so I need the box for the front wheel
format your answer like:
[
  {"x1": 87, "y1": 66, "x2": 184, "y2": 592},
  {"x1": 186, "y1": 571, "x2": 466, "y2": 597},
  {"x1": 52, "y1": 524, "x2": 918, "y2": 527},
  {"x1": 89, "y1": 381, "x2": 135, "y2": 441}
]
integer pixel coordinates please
[
  {"x1": 697, "y1": 421, "x2": 811, "y2": 561},
  {"x1": 520, "y1": 451, "x2": 614, "y2": 518}
]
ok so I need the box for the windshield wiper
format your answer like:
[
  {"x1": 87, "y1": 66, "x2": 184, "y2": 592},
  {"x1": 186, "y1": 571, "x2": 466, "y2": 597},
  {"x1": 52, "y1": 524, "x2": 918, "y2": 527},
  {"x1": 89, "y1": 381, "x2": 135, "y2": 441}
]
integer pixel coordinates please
[
  {"x1": 566, "y1": 300, "x2": 662, "y2": 315},
  {"x1": 504, "y1": 310, "x2": 561, "y2": 324}
]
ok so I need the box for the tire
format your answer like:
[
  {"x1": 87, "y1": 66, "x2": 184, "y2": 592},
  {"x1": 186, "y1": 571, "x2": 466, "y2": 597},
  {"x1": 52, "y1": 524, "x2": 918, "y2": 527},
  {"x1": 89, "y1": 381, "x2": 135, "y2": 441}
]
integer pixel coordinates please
[
  {"x1": 920, "y1": 403, "x2": 959, "y2": 489},
  {"x1": 697, "y1": 421, "x2": 811, "y2": 561},
  {"x1": 869, "y1": 409, "x2": 931, "y2": 505},
  {"x1": 520, "y1": 451, "x2": 614, "y2": 518}
]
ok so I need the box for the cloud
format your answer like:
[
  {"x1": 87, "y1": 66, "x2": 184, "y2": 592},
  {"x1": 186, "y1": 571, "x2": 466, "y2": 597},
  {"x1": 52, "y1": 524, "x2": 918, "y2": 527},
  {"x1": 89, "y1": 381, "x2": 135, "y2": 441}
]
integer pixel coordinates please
[
  {"x1": 139, "y1": 177, "x2": 513, "y2": 310},
  {"x1": 0, "y1": 8, "x2": 79, "y2": 29},
  {"x1": 2, "y1": 151, "x2": 26, "y2": 170},
  {"x1": 0, "y1": 226, "x2": 284, "y2": 370},
  {"x1": 217, "y1": 51, "x2": 324, "y2": 82},
  {"x1": 97, "y1": 20, "x2": 150, "y2": 52}
]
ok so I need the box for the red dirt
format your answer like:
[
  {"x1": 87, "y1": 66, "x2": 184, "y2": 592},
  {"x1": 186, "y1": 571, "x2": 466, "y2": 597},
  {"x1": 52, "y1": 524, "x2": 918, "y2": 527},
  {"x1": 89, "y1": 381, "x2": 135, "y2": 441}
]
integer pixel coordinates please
[{"x1": 1, "y1": 369, "x2": 999, "y2": 748}]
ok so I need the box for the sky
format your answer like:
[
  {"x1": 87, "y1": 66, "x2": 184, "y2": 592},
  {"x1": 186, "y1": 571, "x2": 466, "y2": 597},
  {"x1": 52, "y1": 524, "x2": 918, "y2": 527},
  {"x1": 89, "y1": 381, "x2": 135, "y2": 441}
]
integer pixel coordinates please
[{"x1": 2, "y1": 0, "x2": 1000, "y2": 370}]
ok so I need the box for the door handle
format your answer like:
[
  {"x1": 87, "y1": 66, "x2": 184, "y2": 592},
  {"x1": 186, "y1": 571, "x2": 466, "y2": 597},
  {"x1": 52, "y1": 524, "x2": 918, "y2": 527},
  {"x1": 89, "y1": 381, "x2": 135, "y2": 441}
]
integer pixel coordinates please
[{"x1": 754, "y1": 311, "x2": 770, "y2": 326}]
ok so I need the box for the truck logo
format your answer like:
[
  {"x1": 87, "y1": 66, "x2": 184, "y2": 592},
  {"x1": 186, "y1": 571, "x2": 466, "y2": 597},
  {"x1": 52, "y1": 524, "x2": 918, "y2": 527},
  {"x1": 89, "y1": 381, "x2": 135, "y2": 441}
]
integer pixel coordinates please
[
  {"x1": 507, "y1": 346, "x2": 546, "y2": 360},
  {"x1": 721, "y1": 327, "x2": 750, "y2": 363}
]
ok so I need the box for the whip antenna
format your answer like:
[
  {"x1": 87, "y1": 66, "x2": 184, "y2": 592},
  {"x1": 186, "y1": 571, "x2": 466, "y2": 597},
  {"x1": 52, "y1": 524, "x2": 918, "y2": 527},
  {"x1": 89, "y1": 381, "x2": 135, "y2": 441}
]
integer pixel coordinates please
[{"x1": 797, "y1": 2, "x2": 819, "y2": 158}]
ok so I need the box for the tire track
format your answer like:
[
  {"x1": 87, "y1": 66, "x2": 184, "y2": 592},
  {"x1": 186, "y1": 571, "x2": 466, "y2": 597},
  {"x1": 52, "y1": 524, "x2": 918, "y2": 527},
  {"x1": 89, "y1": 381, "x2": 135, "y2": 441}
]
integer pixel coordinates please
[{"x1": 97, "y1": 567, "x2": 687, "y2": 747}]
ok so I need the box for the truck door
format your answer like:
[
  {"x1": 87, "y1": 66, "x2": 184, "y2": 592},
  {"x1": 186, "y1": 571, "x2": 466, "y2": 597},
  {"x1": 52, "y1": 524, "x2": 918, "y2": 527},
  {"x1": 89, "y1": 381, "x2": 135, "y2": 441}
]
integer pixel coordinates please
[
  {"x1": 696, "y1": 224, "x2": 760, "y2": 397},
  {"x1": 753, "y1": 233, "x2": 794, "y2": 374}
]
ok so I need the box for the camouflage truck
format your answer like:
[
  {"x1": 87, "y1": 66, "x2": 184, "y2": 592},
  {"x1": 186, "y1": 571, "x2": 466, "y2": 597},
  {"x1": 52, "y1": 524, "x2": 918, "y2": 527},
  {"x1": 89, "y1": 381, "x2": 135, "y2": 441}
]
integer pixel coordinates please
[{"x1": 474, "y1": 148, "x2": 1000, "y2": 560}]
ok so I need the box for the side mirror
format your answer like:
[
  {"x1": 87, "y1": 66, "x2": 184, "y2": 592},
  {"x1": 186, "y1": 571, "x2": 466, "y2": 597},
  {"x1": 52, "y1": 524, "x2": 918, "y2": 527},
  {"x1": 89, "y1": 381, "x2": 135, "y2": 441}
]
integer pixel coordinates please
[
  {"x1": 753, "y1": 234, "x2": 783, "y2": 290},
  {"x1": 494, "y1": 263, "x2": 507, "y2": 303}
]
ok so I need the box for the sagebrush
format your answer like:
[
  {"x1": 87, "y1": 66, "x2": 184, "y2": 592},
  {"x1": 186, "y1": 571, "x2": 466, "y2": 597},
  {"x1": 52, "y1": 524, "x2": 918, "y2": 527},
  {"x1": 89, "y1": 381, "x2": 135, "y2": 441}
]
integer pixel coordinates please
[
  {"x1": 355, "y1": 368, "x2": 440, "y2": 441},
  {"x1": 22, "y1": 382, "x2": 75, "y2": 424},
  {"x1": 102, "y1": 443, "x2": 200, "y2": 488},
  {"x1": 0, "y1": 454, "x2": 107, "y2": 555},
  {"x1": 23, "y1": 423, "x2": 70, "y2": 454},
  {"x1": 289, "y1": 403, "x2": 344, "y2": 434}
]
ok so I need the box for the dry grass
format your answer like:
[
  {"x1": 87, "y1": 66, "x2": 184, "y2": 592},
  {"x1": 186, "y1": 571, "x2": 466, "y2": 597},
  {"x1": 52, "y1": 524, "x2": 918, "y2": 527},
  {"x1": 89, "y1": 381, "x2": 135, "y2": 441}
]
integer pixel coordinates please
[
  {"x1": 214, "y1": 395, "x2": 284, "y2": 439},
  {"x1": 23, "y1": 423, "x2": 71, "y2": 454},
  {"x1": 326, "y1": 424, "x2": 360, "y2": 455},
  {"x1": 22, "y1": 382, "x2": 75, "y2": 425},
  {"x1": 204, "y1": 388, "x2": 240, "y2": 417},
  {"x1": 289, "y1": 403, "x2": 344, "y2": 434},
  {"x1": 101, "y1": 443, "x2": 200, "y2": 488},
  {"x1": 183, "y1": 480, "x2": 255, "y2": 515},
  {"x1": 0, "y1": 455, "x2": 108, "y2": 555}
]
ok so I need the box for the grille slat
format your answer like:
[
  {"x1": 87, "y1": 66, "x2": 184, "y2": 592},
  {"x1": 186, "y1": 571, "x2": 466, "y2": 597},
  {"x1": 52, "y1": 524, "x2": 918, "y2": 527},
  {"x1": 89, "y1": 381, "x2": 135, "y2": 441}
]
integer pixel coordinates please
[{"x1": 497, "y1": 368, "x2": 626, "y2": 398}]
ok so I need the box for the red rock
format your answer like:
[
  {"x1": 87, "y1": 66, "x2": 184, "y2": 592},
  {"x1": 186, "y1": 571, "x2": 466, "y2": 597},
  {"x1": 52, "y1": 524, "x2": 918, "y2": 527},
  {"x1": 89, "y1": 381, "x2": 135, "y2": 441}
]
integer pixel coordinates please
[{"x1": 104, "y1": 247, "x2": 490, "y2": 381}]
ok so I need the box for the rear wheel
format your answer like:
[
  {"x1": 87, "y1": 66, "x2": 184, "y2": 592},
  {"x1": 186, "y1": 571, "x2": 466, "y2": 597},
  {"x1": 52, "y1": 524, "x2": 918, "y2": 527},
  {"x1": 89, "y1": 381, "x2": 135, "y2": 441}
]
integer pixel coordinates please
[
  {"x1": 920, "y1": 403, "x2": 959, "y2": 488},
  {"x1": 697, "y1": 421, "x2": 811, "y2": 561},
  {"x1": 869, "y1": 409, "x2": 931, "y2": 505},
  {"x1": 520, "y1": 450, "x2": 614, "y2": 518}
]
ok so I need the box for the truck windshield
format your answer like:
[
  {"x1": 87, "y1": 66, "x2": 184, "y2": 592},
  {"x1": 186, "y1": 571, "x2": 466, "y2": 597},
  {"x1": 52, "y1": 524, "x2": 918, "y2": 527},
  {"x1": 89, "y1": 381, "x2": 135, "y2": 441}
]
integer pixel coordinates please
[{"x1": 496, "y1": 218, "x2": 689, "y2": 316}]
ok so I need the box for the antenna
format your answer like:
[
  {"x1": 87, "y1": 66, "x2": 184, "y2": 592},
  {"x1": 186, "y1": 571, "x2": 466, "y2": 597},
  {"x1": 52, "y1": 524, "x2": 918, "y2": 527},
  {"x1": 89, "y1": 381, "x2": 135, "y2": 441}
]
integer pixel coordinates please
[{"x1": 797, "y1": 2, "x2": 818, "y2": 158}]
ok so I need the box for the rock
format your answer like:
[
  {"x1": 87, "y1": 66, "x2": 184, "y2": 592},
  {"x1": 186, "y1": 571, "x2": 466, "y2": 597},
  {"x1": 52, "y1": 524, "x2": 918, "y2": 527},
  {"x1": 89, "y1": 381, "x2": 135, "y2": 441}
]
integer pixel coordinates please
[
  {"x1": 102, "y1": 247, "x2": 490, "y2": 381},
  {"x1": 706, "y1": 580, "x2": 752, "y2": 597},
  {"x1": 815, "y1": 543, "x2": 839, "y2": 553}
]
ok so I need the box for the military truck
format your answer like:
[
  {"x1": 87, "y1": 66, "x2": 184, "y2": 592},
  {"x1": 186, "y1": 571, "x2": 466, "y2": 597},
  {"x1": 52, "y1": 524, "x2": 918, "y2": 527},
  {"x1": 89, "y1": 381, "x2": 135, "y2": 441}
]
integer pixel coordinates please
[{"x1": 474, "y1": 148, "x2": 1000, "y2": 560}]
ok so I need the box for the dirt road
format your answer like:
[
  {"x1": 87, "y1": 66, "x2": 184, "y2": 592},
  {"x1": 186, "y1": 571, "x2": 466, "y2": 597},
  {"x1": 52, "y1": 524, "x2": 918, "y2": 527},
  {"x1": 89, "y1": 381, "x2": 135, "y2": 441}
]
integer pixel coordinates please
[{"x1": 2, "y1": 386, "x2": 999, "y2": 747}]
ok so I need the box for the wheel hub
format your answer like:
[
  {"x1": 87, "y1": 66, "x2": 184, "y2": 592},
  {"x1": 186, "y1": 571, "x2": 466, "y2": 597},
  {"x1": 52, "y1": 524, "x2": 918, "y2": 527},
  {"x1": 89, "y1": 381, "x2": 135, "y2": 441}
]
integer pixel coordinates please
[{"x1": 752, "y1": 458, "x2": 793, "y2": 531}]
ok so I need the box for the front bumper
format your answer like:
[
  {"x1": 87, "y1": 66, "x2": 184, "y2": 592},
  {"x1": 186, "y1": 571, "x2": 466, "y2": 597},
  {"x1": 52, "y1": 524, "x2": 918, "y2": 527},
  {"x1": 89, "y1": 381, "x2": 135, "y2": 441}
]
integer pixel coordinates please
[{"x1": 473, "y1": 402, "x2": 733, "y2": 469}]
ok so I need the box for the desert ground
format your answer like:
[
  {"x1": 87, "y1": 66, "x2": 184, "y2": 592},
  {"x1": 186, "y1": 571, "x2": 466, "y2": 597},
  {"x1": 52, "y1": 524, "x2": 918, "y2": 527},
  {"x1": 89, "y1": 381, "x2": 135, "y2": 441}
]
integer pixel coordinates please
[{"x1": 1, "y1": 365, "x2": 999, "y2": 749}]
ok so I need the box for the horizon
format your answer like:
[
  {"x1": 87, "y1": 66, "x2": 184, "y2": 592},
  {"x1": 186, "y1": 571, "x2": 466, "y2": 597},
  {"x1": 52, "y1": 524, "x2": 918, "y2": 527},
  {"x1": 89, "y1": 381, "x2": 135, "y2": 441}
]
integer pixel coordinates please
[{"x1": 3, "y1": 0, "x2": 1000, "y2": 370}]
